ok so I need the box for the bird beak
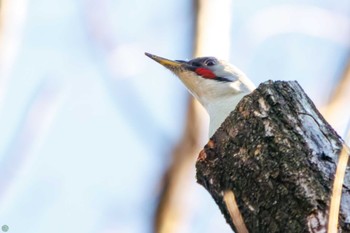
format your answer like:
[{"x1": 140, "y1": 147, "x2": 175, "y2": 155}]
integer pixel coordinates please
[{"x1": 145, "y1": 52, "x2": 184, "y2": 71}]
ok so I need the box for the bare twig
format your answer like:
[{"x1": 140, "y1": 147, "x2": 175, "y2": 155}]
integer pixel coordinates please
[
  {"x1": 223, "y1": 190, "x2": 249, "y2": 233},
  {"x1": 322, "y1": 57, "x2": 350, "y2": 135},
  {"x1": 0, "y1": 0, "x2": 28, "y2": 110},
  {"x1": 327, "y1": 126, "x2": 350, "y2": 233},
  {"x1": 324, "y1": 56, "x2": 350, "y2": 233}
]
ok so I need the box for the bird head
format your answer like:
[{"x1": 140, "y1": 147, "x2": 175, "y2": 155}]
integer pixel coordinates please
[{"x1": 145, "y1": 52, "x2": 255, "y2": 109}]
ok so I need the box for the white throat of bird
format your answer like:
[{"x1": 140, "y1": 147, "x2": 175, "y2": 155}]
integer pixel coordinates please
[{"x1": 145, "y1": 53, "x2": 255, "y2": 137}]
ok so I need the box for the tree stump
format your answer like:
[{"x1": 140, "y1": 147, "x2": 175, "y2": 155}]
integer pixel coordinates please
[{"x1": 196, "y1": 80, "x2": 350, "y2": 233}]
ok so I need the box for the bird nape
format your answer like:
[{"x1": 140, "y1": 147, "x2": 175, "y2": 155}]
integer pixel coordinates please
[{"x1": 145, "y1": 52, "x2": 255, "y2": 137}]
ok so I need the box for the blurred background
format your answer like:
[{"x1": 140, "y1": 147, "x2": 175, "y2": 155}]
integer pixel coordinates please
[{"x1": 0, "y1": 0, "x2": 349, "y2": 233}]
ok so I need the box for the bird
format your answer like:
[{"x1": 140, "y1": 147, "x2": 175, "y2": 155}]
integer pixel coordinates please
[{"x1": 145, "y1": 52, "x2": 255, "y2": 137}]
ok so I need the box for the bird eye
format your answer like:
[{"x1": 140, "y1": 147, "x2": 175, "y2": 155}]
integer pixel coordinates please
[{"x1": 205, "y1": 59, "x2": 216, "y2": 66}]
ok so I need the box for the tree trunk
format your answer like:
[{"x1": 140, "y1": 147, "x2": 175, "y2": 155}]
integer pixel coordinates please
[{"x1": 196, "y1": 80, "x2": 350, "y2": 233}]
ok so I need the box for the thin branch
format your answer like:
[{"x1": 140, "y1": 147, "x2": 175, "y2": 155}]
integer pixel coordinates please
[
  {"x1": 328, "y1": 143, "x2": 350, "y2": 233},
  {"x1": 0, "y1": 0, "x2": 28, "y2": 110},
  {"x1": 324, "y1": 57, "x2": 350, "y2": 233},
  {"x1": 328, "y1": 123, "x2": 350, "y2": 233},
  {"x1": 322, "y1": 56, "x2": 350, "y2": 135},
  {"x1": 223, "y1": 190, "x2": 249, "y2": 233}
]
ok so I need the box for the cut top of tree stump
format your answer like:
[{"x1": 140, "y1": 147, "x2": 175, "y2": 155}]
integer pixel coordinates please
[{"x1": 196, "y1": 80, "x2": 350, "y2": 233}]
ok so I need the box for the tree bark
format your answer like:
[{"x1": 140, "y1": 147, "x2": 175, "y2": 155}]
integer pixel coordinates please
[{"x1": 196, "y1": 80, "x2": 350, "y2": 233}]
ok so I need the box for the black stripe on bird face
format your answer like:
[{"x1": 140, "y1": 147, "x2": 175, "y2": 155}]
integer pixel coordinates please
[
  {"x1": 175, "y1": 57, "x2": 231, "y2": 82},
  {"x1": 215, "y1": 77, "x2": 232, "y2": 82}
]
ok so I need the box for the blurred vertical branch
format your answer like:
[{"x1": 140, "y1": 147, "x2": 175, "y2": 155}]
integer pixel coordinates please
[
  {"x1": 154, "y1": 1, "x2": 232, "y2": 233},
  {"x1": 325, "y1": 58, "x2": 350, "y2": 233},
  {"x1": 319, "y1": 55, "x2": 350, "y2": 233},
  {"x1": 323, "y1": 57, "x2": 350, "y2": 136},
  {"x1": 0, "y1": 0, "x2": 27, "y2": 109}
]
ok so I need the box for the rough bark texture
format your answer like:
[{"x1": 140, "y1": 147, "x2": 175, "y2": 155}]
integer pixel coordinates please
[{"x1": 196, "y1": 80, "x2": 350, "y2": 233}]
